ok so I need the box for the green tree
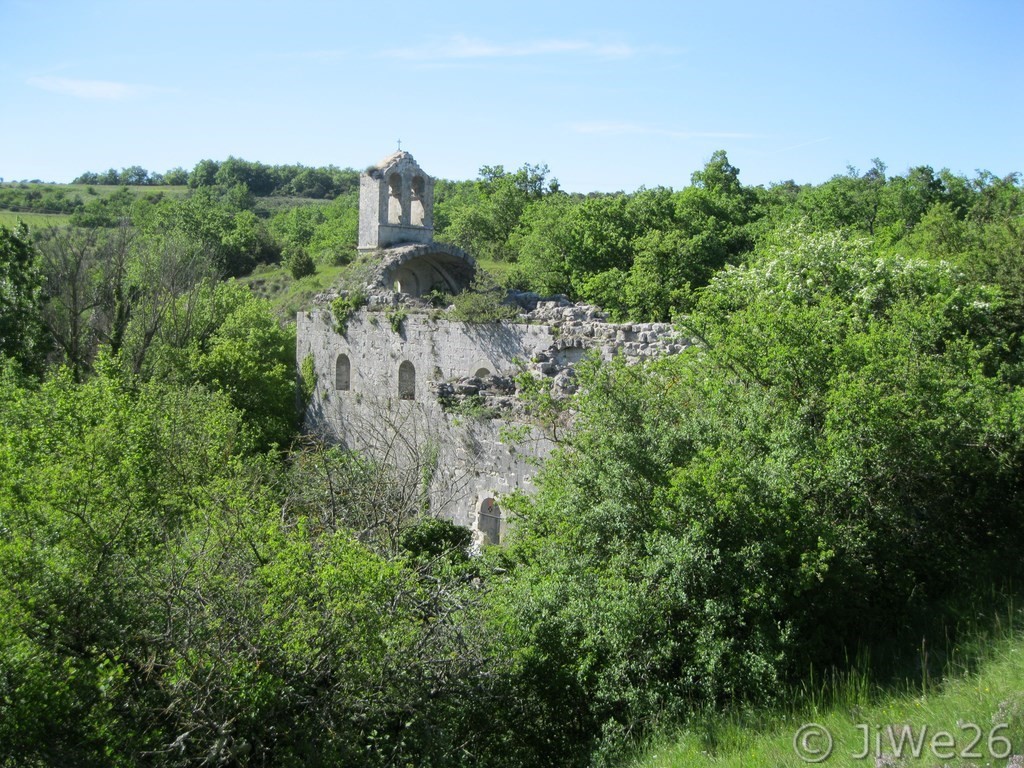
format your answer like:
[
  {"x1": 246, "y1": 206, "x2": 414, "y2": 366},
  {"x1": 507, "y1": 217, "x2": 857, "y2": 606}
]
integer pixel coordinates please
[
  {"x1": 507, "y1": 191, "x2": 579, "y2": 295},
  {"x1": 269, "y1": 191, "x2": 359, "y2": 266},
  {"x1": 440, "y1": 163, "x2": 551, "y2": 262},
  {"x1": 97, "y1": 168, "x2": 120, "y2": 185},
  {"x1": 144, "y1": 281, "x2": 298, "y2": 449},
  {"x1": 35, "y1": 224, "x2": 135, "y2": 379},
  {"x1": 214, "y1": 156, "x2": 276, "y2": 196},
  {"x1": 287, "y1": 166, "x2": 334, "y2": 198},
  {"x1": 492, "y1": 226, "x2": 1024, "y2": 761},
  {"x1": 162, "y1": 166, "x2": 189, "y2": 186},
  {"x1": 284, "y1": 244, "x2": 316, "y2": 278},
  {"x1": 188, "y1": 158, "x2": 220, "y2": 188},
  {"x1": 798, "y1": 158, "x2": 888, "y2": 235},
  {"x1": 120, "y1": 165, "x2": 149, "y2": 185},
  {"x1": 899, "y1": 170, "x2": 1024, "y2": 364},
  {"x1": 115, "y1": 227, "x2": 219, "y2": 375},
  {"x1": 544, "y1": 152, "x2": 757, "y2": 320},
  {"x1": 877, "y1": 164, "x2": 946, "y2": 240},
  {"x1": 0, "y1": 223, "x2": 47, "y2": 373},
  {"x1": 141, "y1": 188, "x2": 274, "y2": 276},
  {"x1": 0, "y1": 364, "x2": 528, "y2": 767},
  {"x1": 69, "y1": 186, "x2": 136, "y2": 228},
  {"x1": 73, "y1": 170, "x2": 100, "y2": 185},
  {"x1": 0, "y1": 364, "x2": 262, "y2": 764}
]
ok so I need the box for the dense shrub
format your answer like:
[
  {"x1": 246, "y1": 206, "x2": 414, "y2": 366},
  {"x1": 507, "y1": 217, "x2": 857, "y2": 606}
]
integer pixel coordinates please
[
  {"x1": 285, "y1": 244, "x2": 316, "y2": 279},
  {"x1": 0, "y1": 372, "x2": 524, "y2": 767},
  {"x1": 489, "y1": 227, "x2": 1024, "y2": 761},
  {"x1": 447, "y1": 273, "x2": 519, "y2": 323}
]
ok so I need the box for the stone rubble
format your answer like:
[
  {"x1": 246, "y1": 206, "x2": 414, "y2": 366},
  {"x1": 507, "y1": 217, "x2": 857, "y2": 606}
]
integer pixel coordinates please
[{"x1": 429, "y1": 294, "x2": 693, "y2": 415}]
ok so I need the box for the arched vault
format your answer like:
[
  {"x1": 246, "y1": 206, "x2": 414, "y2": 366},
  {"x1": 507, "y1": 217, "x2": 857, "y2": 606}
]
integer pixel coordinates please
[{"x1": 372, "y1": 242, "x2": 476, "y2": 298}]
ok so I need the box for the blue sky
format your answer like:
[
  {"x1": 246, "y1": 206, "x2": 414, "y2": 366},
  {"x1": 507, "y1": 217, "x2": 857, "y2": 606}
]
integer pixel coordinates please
[{"x1": 2, "y1": 0, "x2": 1021, "y2": 192}]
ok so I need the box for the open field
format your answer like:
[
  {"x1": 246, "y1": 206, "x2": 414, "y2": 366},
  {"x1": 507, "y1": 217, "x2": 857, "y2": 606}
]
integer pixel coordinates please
[
  {"x1": 0, "y1": 210, "x2": 71, "y2": 228},
  {"x1": 0, "y1": 182, "x2": 190, "y2": 199},
  {"x1": 1, "y1": 183, "x2": 332, "y2": 225},
  {"x1": 0, "y1": 183, "x2": 191, "y2": 219}
]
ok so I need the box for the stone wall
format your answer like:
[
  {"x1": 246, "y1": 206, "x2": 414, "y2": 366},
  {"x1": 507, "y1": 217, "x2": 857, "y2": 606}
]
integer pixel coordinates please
[{"x1": 296, "y1": 301, "x2": 692, "y2": 543}]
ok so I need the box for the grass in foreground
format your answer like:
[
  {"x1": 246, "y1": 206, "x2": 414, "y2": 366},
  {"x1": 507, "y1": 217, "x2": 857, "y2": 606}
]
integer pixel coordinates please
[{"x1": 631, "y1": 613, "x2": 1024, "y2": 768}]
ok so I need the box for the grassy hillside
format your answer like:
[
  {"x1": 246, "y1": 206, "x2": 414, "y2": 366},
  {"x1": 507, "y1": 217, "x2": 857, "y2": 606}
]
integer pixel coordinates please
[
  {"x1": 0, "y1": 210, "x2": 70, "y2": 228},
  {"x1": 631, "y1": 613, "x2": 1024, "y2": 768},
  {"x1": 0, "y1": 182, "x2": 190, "y2": 198},
  {"x1": 240, "y1": 261, "x2": 357, "y2": 322},
  {"x1": 0, "y1": 182, "x2": 191, "y2": 225}
]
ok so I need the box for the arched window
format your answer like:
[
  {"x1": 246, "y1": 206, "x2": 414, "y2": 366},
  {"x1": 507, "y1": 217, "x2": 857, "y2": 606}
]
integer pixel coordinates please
[
  {"x1": 398, "y1": 360, "x2": 416, "y2": 400},
  {"x1": 387, "y1": 172, "x2": 403, "y2": 224},
  {"x1": 410, "y1": 175, "x2": 426, "y2": 226},
  {"x1": 335, "y1": 354, "x2": 351, "y2": 391},
  {"x1": 477, "y1": 497, "x2": 503, "y2": 545},
  {"x1": 470, "y1": 359, "x2": 493, "y2": 379}
]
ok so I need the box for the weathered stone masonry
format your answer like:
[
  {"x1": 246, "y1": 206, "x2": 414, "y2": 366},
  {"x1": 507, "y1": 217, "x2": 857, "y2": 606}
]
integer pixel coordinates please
[
  {"x1": 297, "y1": 151, "x2": 692, "y2": 545},
  {"x1": 297, "y1": 295, "x2": 690, "y2": 544}
]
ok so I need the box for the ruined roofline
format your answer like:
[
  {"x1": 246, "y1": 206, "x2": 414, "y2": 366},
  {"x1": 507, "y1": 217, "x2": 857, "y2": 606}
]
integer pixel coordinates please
[
  {"x1": 376, "y1": 241, "x2": 475, "y2": 273},
  {"x1": 366, "y1": 150, "x2": 416, "y2": 175}
]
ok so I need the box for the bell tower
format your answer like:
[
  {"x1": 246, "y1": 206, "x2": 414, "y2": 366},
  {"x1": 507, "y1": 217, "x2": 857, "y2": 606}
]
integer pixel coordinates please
[{"x1": 357, "y1": 150, "x2": 435, "y2": 251}]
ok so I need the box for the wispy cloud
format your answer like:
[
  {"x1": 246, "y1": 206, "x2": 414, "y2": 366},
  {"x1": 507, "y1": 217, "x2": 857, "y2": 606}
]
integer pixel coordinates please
[
  {"x1": 571, "y1": 121, "x2": 757, "y2": 140},
  {"x1": 27, "y1": 76, "x2": 149, "y2": 100},
  {"x1": 381, "y1": 36, "x2": 636, "y2": 61}
]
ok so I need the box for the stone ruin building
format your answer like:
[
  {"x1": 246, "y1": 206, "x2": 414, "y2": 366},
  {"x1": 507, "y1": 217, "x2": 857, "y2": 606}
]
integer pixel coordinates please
[{"x1": 297, "y1": 151, "x2": 691, "y2": 545}]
